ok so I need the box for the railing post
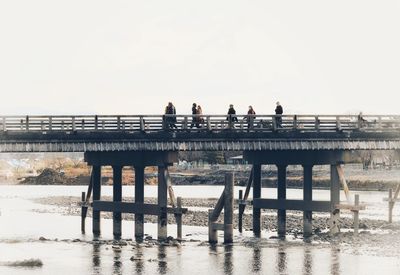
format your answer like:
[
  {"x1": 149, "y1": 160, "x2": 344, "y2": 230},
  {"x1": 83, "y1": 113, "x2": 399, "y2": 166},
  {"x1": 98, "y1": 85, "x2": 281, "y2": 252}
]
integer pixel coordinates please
[
  {"x1": 72, "y1": 116, "x2": 76, "y2": 131},
  {"x1": 25, "y1": 116, "x2": 29, "y2": 131},
  {"x1": 49, "y1": 117, "x2": 52, "y2": 131},
  {"x1": 183, "y1": 116, "x2": 188, "y2": 130},
  {"x1": 207, "y1": 116, "x2": 211, "y2": 131},
  {"x1": 2, "y1": 117, "x2": 6, "y2": 131},
  {"x1": 272, "y1": 116, "x2": 277, "y2": 131},
  {"x1": 228, "y1": 115, "x2": 233, "y2": 129},
  {"x1": 117, "y1": 116, "x2": 121, "y2": 130},
  {"x1": 94, "y1": 115, "x2": 98, "y2": 131},
  {"x1": 140, "y1": 116, "x2": 145, "y2": 131},
  {"x1": 293, "y1": 115, "x2": 298, "y2": 130},
  {"x1": 315, "y1": 116, "x2": 320, "y2": 131},
  {"x1": 336, "y1": 116, "x2": 341, "y2": 131},
  {"x1": 378, "y1": 117, "x2": 382, "y2": 129},
  {"x1": 81, "y1": 119, "x2": 85, "y2": 131}
]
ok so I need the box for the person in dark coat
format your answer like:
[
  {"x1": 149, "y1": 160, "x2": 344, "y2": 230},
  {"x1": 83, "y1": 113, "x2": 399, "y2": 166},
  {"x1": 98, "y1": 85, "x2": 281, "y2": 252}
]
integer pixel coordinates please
[
  {"x1": 190, "y1": 103, "x2": 197, "y2": 128},
  {"x1": 226, "y1": 104, "x2": 238, "y2": 127},
  {"x1": 247, "y1": 105, "x2": 256, "y2": 130},
  {"x1": 275, "y1": 101, "x2": 283, "y2": 128},
  {"x1": 164, "y1": 102, "x2": 177, "y2": 129}
]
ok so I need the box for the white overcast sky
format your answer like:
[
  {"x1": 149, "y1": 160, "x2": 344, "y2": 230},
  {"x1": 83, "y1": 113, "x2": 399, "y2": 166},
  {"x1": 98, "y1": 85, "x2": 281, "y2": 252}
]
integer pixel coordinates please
[{"x1": 0, "y1": 1, "x2": 399, "y2": 115}]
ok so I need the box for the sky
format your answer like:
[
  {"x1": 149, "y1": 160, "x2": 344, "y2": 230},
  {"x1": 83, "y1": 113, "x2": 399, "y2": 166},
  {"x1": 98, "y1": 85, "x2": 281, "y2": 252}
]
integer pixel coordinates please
[{"x1": 0, "y1": 0, "x2": 399, "y2": 115}]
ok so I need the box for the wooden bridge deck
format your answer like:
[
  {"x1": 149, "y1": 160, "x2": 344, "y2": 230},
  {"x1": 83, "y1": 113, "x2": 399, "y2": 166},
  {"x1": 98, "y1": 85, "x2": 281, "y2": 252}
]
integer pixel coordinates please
[{"x1": 0, "y1": 114, "x2": 399, "y2": 152}]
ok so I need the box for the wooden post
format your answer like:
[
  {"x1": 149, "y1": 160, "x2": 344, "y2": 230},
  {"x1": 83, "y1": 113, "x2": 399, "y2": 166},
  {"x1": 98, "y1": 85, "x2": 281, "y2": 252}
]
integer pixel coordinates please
[
  {"x1": 277, "y1": 165, "x2": 287, "y2": 238},
  {"x1": 303, "y1": 165, "x2": 313, "y2": 238},
  {"x1": 158, "y1": 166, "x2": 168, "y2": 241},
  {"x1": 253, "y1": 164, "x2": 262, "y2": 237},
  {"x1": 353, "y1": 194, "x2": 359, "y2": 235},
  {"x1": 330, "y1": 165, "x2": 340, "y2": 234},
  {"x1": 238, "y1": 190, "x2": 243, "y2": 233},
  {"x1": 176, "y1": 197, "x2": 183, "y2": 241},
  {"x1": 224, "y1": 173, "x2": 234, "y2": 243},
  {"x1": 336, "y1": 165, "x2": 351, "y2": 204},
  {"x1": 135, "y1": 166, "x2": 145, "y2": 241},
  {"x1": 92, "y1": 166, "x2": 102, "y2": 236},
  {"x1": 389, "y1": 188, "x2": 393, "y2": 223},
  {"x1": 81, "y1": 191, "x2": 86, "y2": 234},
  {"x1": 208, "y1": 209, "x2": 218, "y2": 243},
  {"x1": 113, "y1": 166, "x2": 122, "y2": 239}
]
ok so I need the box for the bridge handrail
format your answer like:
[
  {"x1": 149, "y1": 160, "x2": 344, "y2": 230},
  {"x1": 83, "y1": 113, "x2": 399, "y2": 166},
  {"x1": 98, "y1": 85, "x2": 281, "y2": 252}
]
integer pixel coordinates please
[{"x1": 0, "y1": 114, "x2": 399, "y2": 133}]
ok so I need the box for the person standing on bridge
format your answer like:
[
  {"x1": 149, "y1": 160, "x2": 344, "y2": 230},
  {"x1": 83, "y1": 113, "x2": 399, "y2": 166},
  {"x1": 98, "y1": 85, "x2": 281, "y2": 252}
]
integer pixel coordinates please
[
  {"x1": 275, "y1": 102, "x2": 283, "y2": 128},
  {"x1": 246, "y1": 105, "x2": 256, "y2": 130},
  {"x1": 190, "y1": 103, "x2": 197, "y2": 128},
  {"x1": 196, "y1": 105, "x2": 204, "y2": 128},
  {"x1": 226, "y1": 104, "x2": 238, "y2": 128},
  {"x1": 164, "y1": 102, "x2": 177, "y2": 129}
]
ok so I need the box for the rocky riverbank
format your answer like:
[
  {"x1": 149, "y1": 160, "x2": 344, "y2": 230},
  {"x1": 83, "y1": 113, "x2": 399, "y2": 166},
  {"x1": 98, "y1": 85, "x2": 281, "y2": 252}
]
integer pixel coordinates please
[
  {"x1": 33, "y1": 196, "x2": 400, "y2": 233},
  {"x1": 20, "y1": 166, "x2": 400, "y2": 191}
]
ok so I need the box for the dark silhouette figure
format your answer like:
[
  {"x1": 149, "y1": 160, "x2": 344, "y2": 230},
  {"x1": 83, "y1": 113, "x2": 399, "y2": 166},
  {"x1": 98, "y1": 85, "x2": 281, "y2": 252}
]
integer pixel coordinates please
[
  {"x1": 227, "y1": 104, "x2": 238, "y2": 128},
  {"x1": 164, "y1": 102, "x2": 177, "y2": 129},
  {"x1": 190, "y1": 103, "x2": 197, "y2": 128},
  {"x1": 275, "y1": 101, "x2": 283, "y2": 128},
  {"x1": 247, "y1": 105, "x2": 256, "y2": 130}
]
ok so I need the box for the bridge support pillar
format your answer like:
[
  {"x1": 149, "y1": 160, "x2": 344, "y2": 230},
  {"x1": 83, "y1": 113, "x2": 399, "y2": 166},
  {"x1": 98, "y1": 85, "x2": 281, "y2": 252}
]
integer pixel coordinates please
[
  {"x1": 330, "y1": 164, "x2": 341, "y2": 234},
  {"x1": 158, "y1": 166, "x2": 168, "y2": 241},
  {"x1": 303, "y1": 165, "x2": 313, "y2": 238},
  {"x1": 113, "y1": 166, "x2": 122, "y2": 239},
  {"x1": 92, "y1": 166, "x2": 102, "y2": 237},
  {"x1": 253, "y1": 164, "x2": 262, "y2": 237},
  {"x1": 134, "y1": 166, "x2": 145, "y2": 241},
  {"x1": 277, "y1": 165, "x2": 287, "y2": 238}
]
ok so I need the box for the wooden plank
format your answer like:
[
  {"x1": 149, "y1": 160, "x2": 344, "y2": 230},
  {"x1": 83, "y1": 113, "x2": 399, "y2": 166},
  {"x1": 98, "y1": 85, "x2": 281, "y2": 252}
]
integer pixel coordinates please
[
  {"x1": 336, "y1": 165, "x2": 351, "y2": 203},
  {"x1": 93, "y1": 201, "x2": 160, "y2": 215},
  {"x1": 335, "y1": 204, "x2": 366, "y2": 211},
  {"x1": 211, "y1": 223, "x2": 225, "y2": 231},
  {"x1": 253, "y1": 198, "x2": 331, "y2": 212}
]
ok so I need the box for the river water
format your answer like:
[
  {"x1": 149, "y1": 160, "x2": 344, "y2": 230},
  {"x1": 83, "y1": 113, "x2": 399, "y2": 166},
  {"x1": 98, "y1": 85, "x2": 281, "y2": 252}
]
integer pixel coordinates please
[{"x1": 0, "y1": 185, "x2": 399, "y2": 274}]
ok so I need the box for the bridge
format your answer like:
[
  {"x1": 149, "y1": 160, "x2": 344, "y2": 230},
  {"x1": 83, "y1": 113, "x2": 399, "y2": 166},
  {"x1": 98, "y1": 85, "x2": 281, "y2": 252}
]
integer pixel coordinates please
[{"x1": 1, "y1": 114, "x2": 399, "y2": 243}]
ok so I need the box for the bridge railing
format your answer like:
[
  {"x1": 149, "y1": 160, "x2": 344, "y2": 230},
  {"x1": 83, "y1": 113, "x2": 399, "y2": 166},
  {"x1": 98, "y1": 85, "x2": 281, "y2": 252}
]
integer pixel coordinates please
[{"x1": 0, "y1": 115, "x2": 399, "y2": 133}]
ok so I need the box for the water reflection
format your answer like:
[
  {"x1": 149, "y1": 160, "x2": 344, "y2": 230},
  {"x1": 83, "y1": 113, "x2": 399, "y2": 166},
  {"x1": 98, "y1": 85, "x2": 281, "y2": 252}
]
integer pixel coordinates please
[
  {"x1": 113, "y1": 247, "x2": 122, "y2": 275},
  {"x1": 303, "y1": 245, "x2": 312, "y2": 275},
  {"x1": 133, "y1": 245, "x2": 145, "y2": 275},
  {"x1": 251, "y1": 245, "x2": 262, "y2": 273},
  {"x1": 277, "y1": 243, "x2": 287, "y2": 274},
  {"x1": 92, "y1": 243, "x2": 101, "y2": 275},
  {"x1": 223, "y1": 245, "x2": 234, "y2": 275},
  {"x1": 331, "y1": 246, "x2": 340, "y2": 275},
  {"x1": 157, "y1": 245, "x2": 168, "y2": 274}
]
